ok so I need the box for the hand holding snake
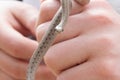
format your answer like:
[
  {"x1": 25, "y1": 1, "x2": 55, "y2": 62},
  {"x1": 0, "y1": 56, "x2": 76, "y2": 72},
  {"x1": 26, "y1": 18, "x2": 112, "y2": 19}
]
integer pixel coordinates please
[{"x1": 27, "y1": 0, "x2": 90, "y2": 80}]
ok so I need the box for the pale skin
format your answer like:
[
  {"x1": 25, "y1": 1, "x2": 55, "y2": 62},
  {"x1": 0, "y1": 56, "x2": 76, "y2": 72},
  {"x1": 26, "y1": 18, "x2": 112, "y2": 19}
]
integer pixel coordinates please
[
  {"x1": 0, "y1": 0, "x2": 87, "y2": 80},
  {"x1": 0, "y1": 0, "x2": 120, "y2": 80},
  {"x1": 37, "y1": 0, "x2": 120, "y2": 80},
  {"x1": 0, "y1": 1, "x2": 56, "y2": 80}
]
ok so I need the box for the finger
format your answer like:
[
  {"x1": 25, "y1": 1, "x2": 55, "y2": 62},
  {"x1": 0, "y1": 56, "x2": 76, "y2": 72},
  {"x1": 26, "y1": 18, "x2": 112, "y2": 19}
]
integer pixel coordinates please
[
  {"x1": 57, "y1": 61, "x2": 99, "y2": 80},
  {"x1": 0, "y1": 70, "x2": 13, "y2": 80},
  {"x1": 10, "y1": 1, "x2": 39, "y2": 35},
  {"x1": 0, "y1": 7, "x2": 32, "y2": 37},
  {"x1": 37, "y1": 0, "x2": 89, "y2": 25},
  {"x1": 57, "y1": 57, "x2": 120, "y2": 80},
  {"x1": 36, "y1": 0, "x2": 114, "y2": 43},
  {"x1": 0, "y1": 23, "x2": 38, "y2": 60},
  {"x1": 36, "y1": 13, "x2": 88, "y2": 43},
  {"x1": 44, "y1": 31, "x2": 113, "y2": 75},
  {"x1": 44, "y1": 35, "x2": 92, "y2": 74},
  {"x1": 0, "y1": 50, "x2": 56, "y2": 80},
  {"x1": 0, "y1": 50, "x2": 27, "y2": 79}
]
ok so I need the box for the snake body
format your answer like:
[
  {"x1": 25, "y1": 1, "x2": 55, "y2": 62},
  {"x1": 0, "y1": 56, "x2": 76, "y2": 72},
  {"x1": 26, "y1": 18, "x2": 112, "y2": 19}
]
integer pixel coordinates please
[{"x1": 27, "y1": 0, "x2": 71, "y2": 80}]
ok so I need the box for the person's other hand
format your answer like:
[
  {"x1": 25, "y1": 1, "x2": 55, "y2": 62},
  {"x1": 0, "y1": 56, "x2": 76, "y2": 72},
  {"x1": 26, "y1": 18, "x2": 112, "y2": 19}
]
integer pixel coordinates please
[
  {"x1": 0, "y1": 1, "x2": 56, "y2": 80},
  {"x1": 37, "y1": 0, "x2": 120, "y2": 80}
]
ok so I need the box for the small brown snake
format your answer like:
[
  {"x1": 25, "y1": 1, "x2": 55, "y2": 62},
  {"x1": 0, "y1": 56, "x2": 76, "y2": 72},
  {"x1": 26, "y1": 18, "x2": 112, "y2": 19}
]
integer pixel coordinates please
[{"x1": 26, "y1": 0, "x2": 90, "y2": 80}]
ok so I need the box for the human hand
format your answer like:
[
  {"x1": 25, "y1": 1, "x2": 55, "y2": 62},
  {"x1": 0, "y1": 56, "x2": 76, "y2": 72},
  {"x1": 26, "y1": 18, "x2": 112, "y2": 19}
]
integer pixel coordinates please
[
  {"x1": 0, "y1": 1, "x2": 56, "y2": 80},
  {"x1": 36, "y1": 0, "x2": 120, "y2": 80}
]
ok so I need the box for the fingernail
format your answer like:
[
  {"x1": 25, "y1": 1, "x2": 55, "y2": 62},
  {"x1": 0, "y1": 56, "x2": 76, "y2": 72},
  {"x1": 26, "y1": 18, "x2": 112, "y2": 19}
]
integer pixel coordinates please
[
  {"x1": 75, "y1": 0, "x2": 90, "y2": 6},
  {"x1": 36, "y1": 23, "x2": 46, "y2": 42}
]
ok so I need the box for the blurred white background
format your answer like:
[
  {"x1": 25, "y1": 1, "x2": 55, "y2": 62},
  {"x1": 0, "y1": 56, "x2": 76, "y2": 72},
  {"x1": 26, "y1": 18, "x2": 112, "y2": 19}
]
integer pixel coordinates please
[
  {"x1": 1, "y1": 0, "x2": 120, "y2": 14},
  {"x1": 22, "y1": 0, "x2": 120, "y2": 13},
  {"x1": 108, "y1": 0, "x2": 120, "y2": 13},
  {"x1": 23, "y1": 0, "x2": 40, "y2": 9}
]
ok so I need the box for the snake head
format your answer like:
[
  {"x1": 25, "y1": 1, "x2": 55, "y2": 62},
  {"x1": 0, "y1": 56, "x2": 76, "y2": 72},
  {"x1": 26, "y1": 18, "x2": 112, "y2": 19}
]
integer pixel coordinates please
[{"x1": 55, "y1": 25, "x2": 64, "y2": 33}]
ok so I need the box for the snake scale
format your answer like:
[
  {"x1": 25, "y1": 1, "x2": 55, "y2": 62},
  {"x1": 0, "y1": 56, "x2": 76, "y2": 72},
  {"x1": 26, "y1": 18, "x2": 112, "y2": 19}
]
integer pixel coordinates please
[{"x1": 27, "y1": 0, "x2": 90, "y2": 80}]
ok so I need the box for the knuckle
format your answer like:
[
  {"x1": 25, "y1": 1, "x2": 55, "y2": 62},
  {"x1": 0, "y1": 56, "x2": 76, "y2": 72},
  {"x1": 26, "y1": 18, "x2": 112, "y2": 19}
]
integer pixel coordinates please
[
  {"x1": 96, "y1": 59, "x2": 120, "y2": 79},
  {"x1": 95, "y1": 34, "x2": 114, "y2": 49},
  {"x1": 93, "y1": 15, "x2": 111, "y2": 25},
  {"x1": 89, "y1": 11, "x2": 113, "y2": 25}
]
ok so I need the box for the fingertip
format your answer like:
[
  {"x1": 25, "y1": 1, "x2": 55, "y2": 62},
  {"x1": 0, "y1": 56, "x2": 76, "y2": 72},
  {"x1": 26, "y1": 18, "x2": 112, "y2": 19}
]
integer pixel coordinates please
[
  {"x1": 40, "y1": 0, "x2": 46, "y2": 3},
  {"x1": 36, "y1": 25, "x2": 45, "y2": 42},
  {"x1": 36, "y1": 22, "x2": 50, "y2": 42},
  {"x1": 38, "y1": 0, "x2": 89, "y2": 25},
  {"x1": 38, "y1": 0, "x2": 60, "y2": 24}
]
